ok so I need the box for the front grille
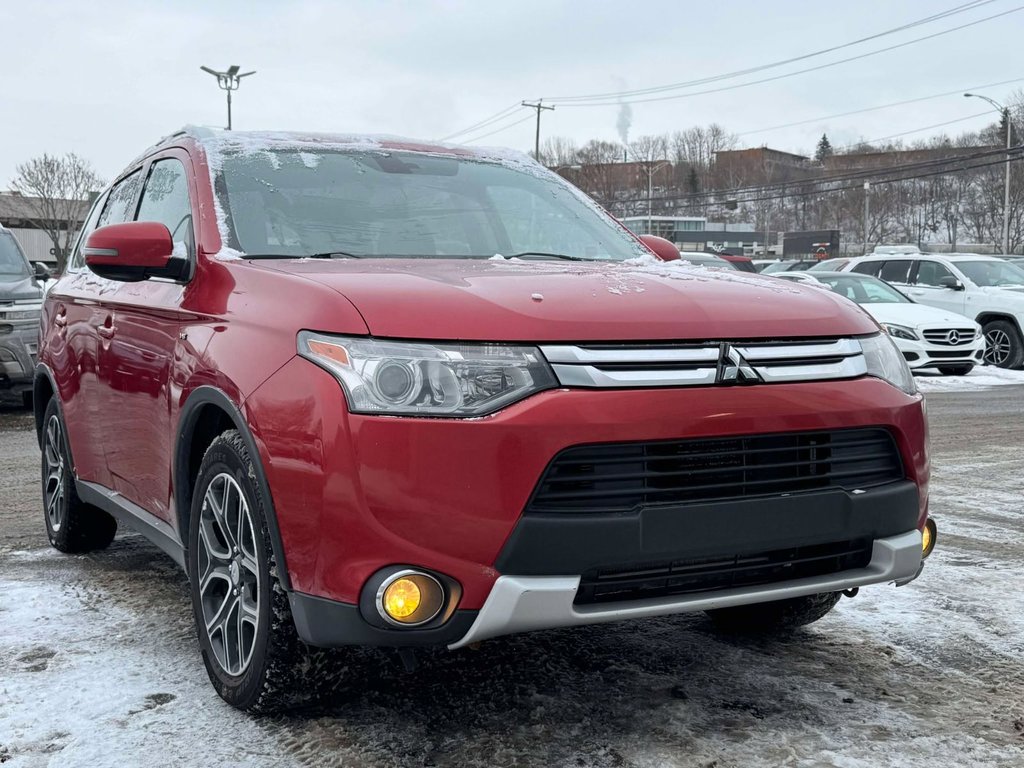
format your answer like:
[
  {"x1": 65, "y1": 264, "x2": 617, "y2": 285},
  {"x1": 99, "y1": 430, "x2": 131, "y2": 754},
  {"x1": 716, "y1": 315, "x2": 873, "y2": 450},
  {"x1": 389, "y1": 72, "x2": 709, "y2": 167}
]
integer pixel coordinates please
[
  {"x1": 574, "y1": 539, "x2": 872, "y2": 605},
  {"x1": 922, "y1": 328, "x2": 976, "y2": 346},
  {"x1": 527, "y1": 428, "x2": 903, "y2": 514}
]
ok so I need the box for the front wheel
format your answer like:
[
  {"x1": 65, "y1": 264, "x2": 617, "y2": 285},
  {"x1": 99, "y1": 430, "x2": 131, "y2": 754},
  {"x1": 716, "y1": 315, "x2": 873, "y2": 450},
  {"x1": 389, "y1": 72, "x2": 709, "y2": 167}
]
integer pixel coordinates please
[
  {"x1": 188, "y1": 430, "x2": 340, "y2": 713},
  {"x1": 705, "y1": 592, "x2": 841, "y2": 634},
  {"x1": 937, "y1": 364, "x2": 974, "y2": 376},
  {"x1": 983, "y1": 320, "x2": 1024, "y2": 369}
]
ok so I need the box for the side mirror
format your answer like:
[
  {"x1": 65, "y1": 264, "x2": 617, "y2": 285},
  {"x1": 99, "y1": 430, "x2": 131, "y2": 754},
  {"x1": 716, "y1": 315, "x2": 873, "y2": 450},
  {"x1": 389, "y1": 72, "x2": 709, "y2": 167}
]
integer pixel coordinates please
[
  {"x1": 33, "y1": 262, "x2": 51, "y2": 281},
  {"x1": 938, "y1": 276, "x2": 965, "y2": 291},
  {"x1": 84, "y1": 222, "x2": 182, "y2": 282},
  {"x1": 639, "y1": 234, "x2": 680, "y2": 262}
]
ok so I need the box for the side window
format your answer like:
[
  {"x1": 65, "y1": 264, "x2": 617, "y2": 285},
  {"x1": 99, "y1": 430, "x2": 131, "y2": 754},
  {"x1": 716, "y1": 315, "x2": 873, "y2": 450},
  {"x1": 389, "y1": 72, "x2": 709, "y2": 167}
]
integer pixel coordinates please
[
  {"x1": 852, "y1": 260, "x2": 884, "y2": 277},
  {"x1": 914, "y1": 260, "x2": 954, "y2": 287},
  {"x1": 878, "y1": 260, "x2": 912, "y2": 284},
  {"x1": 96, "y1": 171, "x2": 142, "y2": 228},
  {"x1": 68, "y1": 191, "x2": 109, "y2": 272},
  {"x1": 136, "y1": 159, "x2": 194, "y2": 257}
]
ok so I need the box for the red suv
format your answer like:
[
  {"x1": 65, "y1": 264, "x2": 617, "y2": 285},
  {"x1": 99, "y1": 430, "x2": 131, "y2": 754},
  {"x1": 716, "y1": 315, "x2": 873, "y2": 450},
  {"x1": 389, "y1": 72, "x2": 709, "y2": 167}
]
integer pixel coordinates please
[{"x1": 35, "y1": 128, "x2": 935, "y2": 712}]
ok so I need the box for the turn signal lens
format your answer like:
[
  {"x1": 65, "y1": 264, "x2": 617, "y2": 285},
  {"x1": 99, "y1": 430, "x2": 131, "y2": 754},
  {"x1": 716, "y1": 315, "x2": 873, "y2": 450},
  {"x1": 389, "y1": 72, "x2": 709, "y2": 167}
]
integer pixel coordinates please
[
  {"x1": 382, "y1": 578, "x2": 421, "y2": 620},
  {"x1": 922, "y1": 518, "x2": 937, "y2": 559}
]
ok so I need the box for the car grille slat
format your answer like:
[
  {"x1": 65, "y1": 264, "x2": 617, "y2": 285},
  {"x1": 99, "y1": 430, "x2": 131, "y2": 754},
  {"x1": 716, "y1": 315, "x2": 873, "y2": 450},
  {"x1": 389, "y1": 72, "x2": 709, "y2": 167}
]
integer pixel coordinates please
[
  {"x1": 922, "y1": 328, "x2": 977, "y2": 346},
  {"x1": 574, "y1": 539, "x2": 873, "y2": 604},
  {"x1": 527, "y1": 428, "x2": 903, "y2": 513}
]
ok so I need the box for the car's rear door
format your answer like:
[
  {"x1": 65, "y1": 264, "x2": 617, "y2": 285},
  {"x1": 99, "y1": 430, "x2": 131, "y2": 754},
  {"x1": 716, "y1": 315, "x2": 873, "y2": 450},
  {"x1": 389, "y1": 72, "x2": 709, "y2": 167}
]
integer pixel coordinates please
[{"x1": 99, "y1": 150, "x2": 196, "y2": 521}]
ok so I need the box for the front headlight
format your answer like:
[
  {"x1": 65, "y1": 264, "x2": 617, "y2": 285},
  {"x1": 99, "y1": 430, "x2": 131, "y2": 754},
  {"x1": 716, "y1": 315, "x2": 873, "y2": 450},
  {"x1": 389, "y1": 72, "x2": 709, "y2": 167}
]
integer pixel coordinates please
[
  {"x1": 860, "y1": 333, "x2": 917, "y2": 395},
  {"x1": 298, "y1": 332, "x2": 557, "y2": 417},
  {"x1": 882, "y1": 323, "x2": 918, "y2": 341}
]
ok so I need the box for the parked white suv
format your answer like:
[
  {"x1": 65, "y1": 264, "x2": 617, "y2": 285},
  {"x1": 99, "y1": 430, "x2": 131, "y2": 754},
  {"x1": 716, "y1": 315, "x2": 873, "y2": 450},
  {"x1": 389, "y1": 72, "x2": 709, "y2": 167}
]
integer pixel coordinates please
[{"x1": 840, "y1": 251, "x2": 1024, "y2": 368}]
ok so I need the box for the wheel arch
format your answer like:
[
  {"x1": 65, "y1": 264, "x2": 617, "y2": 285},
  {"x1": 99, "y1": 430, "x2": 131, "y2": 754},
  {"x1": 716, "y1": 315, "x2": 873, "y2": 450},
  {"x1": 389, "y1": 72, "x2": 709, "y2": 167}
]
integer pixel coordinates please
[
  {"x1": 32, "y1": 364, "x2": 59, "y2": 451},
  {"x1": 975, "y1": 312, "x2": 1023, "y2": 335},
  {"x1": 175, "y1": 386, "x2": 293, "y2": 590}
]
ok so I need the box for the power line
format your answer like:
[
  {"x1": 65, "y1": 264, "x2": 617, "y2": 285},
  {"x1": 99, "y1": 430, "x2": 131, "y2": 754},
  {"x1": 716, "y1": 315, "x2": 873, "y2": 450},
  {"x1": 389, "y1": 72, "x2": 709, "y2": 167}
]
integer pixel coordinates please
[
  {"x1": 460, "y1": 113, "x2": 535, "y2": 144},
  {"x1": 736, "y1": 75, "x2": 1024, "y2": 138},
  {"x1": 547, "y1": 0, "x2": 996, "y2": 103},
  {"x1": 591, "y1": 146, "x2": 1024, "y2": 207},
  {"x1": 553, "y1": 6, "x2": 1022, "y2": 107},
  {"x1": 439, "y1": 102, "x2": 521, "y2": 142}
]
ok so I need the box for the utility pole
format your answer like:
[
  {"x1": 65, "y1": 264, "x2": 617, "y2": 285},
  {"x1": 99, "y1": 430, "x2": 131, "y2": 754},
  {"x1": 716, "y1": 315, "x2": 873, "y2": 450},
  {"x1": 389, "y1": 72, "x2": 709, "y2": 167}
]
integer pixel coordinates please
[
  {"x1": 522, "y1": 100, "x2": 555, "y2": 161},
  {"x1": 965, "y1": 93, "x2": 1013, "y2": 253},
  {"x1": 863, "y1": 181, "x2": 871, "y2": 252},
  {"x1": 764, "y1": 204, "x2": 771, "y2": 258},
  {"x1": 201, "y1": 65, "x2": 256, "y2": 130}
]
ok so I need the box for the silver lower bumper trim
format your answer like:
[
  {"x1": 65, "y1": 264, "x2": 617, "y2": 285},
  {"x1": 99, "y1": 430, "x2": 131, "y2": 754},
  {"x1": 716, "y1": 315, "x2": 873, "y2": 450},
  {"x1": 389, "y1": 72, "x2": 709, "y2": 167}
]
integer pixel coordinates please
[{"x1": 449, "y1": 529, "x2": 922, "y2": 649}]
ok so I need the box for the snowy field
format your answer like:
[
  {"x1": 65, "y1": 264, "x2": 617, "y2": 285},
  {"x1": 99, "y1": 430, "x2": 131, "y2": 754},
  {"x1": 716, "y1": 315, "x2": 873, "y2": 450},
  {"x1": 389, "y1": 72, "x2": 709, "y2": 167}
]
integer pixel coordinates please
[
  {"x1": 1, "y1": 386, "x2": 1023, "y2": 767},
  {"x1": 913, "y1": 365, "x2": 1024, "y2": 393}
]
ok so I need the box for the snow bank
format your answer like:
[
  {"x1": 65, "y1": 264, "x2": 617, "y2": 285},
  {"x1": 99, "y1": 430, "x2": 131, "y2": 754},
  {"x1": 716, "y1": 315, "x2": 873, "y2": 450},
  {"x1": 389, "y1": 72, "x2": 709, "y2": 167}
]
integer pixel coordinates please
[{"x1": 916, "y1": 366, "x2": 1024, "y2": 392}]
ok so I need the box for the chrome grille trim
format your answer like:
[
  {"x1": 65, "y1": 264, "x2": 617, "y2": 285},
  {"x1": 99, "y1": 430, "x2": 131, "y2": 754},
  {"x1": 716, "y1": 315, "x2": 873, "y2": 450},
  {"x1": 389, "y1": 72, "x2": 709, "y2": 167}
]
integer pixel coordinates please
[
  {"x1": 921, "y1": 327, "x2": 978, "y2": 346},
  {"x1": 540, "y1": 339, "x2": 866, "y2": 388}
]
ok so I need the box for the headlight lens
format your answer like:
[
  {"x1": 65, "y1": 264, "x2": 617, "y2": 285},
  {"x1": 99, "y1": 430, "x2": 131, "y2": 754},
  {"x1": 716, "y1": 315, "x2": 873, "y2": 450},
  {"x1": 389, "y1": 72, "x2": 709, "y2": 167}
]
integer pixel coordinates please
[
  {"x1": 882, "y1": 323, "x2": 918, "y2": 341},
  {"x1": 298, "y1": 332, "x2": 557, "y2": 416},
  {"x1": 860, "y1": 333, "x2": 917, "y2": 395}
]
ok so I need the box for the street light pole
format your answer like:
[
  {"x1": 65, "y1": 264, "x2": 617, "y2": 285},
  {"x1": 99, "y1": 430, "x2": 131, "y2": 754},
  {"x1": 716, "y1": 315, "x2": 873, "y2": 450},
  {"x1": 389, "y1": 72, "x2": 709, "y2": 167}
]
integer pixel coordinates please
[
  {"x1": 965, "y1": 92, "x2": 1013, "y2": 253},
  {"x1": 201, "y1": 65, "x2": 256, "y2": 131},
  {"x1": 633, "y1": 160, "x2": 672, "y2": 235},
  {"x1": 863, "y1": 181, "x2": 871, "y2": 252}
]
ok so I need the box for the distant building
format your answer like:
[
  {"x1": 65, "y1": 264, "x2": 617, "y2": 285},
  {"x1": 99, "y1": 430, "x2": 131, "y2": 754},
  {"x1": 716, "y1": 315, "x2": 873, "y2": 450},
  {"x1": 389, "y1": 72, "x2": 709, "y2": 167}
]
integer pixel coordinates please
[
  {"x1": 821, "y1": 145, "x2": 994, "y2": 172},
  {"x1": 622, "y1": 215, "x2": 767, "y2": 254},
  {"x1": 712, "y1": 147, "x2": 813, "y2": 187},
  {"x1": 0, "y1": 192, "x2": 91, "y2": 264}
]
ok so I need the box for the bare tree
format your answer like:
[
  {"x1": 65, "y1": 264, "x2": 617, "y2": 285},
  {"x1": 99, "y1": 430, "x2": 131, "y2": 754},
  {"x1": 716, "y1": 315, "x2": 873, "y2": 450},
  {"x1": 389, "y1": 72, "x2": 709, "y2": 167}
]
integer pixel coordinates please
[{"x1": 11, "y1": 153, "x2": 103, "y2": 270}]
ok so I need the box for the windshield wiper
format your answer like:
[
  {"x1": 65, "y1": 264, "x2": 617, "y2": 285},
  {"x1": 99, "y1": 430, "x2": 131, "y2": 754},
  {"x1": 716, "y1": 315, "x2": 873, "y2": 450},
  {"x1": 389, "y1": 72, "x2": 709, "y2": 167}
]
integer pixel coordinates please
[
  {"x1": 245, "y1": 251, "x2": 364, "y2": 260},
  {"x1": 499, "y1": 251, "x2": 592, "y2": 262}
]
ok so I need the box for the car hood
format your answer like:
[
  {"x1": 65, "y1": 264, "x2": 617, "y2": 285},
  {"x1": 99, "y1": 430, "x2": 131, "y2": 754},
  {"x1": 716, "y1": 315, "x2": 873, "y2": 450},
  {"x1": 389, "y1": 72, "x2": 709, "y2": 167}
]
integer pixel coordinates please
[
  {"x1": 254, "y1": 257, "x2": 880, "y2": 342},
  {"x1": 859, "y1": 302, "x2": 979, "y2": 329},
  {"x1": 0, "y1": 276, "x2": 43, "y2": 302}
]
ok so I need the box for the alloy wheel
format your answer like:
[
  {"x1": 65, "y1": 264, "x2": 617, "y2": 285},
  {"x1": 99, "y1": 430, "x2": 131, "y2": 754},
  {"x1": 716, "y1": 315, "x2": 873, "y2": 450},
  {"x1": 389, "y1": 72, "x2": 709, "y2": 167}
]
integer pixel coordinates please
[
  {"x1": 197, "y1": 472, "x2": 261, "y2": 676},
  {"x1": 42, "y1": 414, "x2": 66, "y2": 531},
  {"x1": 984, "y1": 328, "x2": 1011, "y2": 366}
]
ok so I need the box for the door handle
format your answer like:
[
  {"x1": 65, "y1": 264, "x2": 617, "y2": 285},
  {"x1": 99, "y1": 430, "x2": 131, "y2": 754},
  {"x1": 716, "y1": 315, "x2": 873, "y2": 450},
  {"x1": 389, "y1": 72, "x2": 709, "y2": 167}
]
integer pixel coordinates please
[
  {"x1": 53, "y1": 311, "x2": 67, "y2": 328},
  {"x1": 97, "y1": 315, "x2": 116, "y2": 339}
]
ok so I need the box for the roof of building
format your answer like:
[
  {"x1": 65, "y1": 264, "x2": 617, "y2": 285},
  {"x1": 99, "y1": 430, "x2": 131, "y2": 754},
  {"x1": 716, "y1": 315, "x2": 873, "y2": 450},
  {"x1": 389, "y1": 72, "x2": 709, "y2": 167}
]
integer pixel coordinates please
[{"x1": 0, "y1": 192, "x2": 90, "y2": 225}]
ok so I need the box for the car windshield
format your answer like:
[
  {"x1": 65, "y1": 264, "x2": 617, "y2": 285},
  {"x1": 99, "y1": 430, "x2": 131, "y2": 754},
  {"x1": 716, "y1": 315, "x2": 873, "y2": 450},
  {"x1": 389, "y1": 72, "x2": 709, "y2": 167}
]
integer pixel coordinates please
[
  {"x1": 214, "y1": 149, "x2": 647, "y2": 261},
  {"x1": 680, "y1": 254, "x2": 733, "y2": 268},
  {"x1": 0, "y1": 232, "x2": 30, "y2": 280},
  {"x1": 954, "y1": 260, "x2": 1024, "y2": 287},
  {"x1": 814, "y1": 273, "x2": 912, "y2": 304}
]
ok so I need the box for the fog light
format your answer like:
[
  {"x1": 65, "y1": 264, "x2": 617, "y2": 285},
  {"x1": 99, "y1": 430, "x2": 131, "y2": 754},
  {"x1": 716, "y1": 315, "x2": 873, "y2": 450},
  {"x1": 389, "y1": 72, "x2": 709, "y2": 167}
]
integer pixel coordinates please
[
  {"x1": 377, "y1": 570, "x2": 444, "y2": 626},
  {"x1": 922, "y1": 518, "x2": 937, "y2": 559}
]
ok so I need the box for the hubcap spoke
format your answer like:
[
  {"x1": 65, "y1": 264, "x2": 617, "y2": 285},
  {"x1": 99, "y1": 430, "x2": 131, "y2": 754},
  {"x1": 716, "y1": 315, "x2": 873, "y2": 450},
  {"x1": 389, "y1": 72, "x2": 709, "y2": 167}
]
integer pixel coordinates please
[
  {"x1": 197, "y1": 471, "x2": 261, "y2": 676},
  {"x1": 43, "y1": 415, "x2": 65, "y2": 531}
]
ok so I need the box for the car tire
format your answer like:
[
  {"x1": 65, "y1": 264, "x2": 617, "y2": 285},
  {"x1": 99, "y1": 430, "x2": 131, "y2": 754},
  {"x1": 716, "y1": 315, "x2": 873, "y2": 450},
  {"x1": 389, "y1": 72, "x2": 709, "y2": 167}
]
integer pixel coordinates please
[
  {"x1": 40, "y1": 398, "x2": 117, "y2": 553},
  {"x1": 705, "y1": 591, "x2": 841, "y2": 634},
  {"x1": 937, "y1": 364, "x2": 974, "y2": 376},
  {"x1": 983, "y1": 320, "x2": 1024, "y2": 369},
  {"x1": 187, "y1": 429, "x2": 340, "y2": 713}
]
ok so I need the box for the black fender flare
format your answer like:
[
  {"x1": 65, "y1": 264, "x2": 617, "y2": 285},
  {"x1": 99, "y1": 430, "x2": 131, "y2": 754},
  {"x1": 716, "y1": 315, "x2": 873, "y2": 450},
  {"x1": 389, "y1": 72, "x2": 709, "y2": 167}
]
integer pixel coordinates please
[
  {"x1": 33, "y1": 364, "x2": 63, "y2": 452},
  {"x1": 174, "y1": 386, "x2": 293, "y2": 591}
]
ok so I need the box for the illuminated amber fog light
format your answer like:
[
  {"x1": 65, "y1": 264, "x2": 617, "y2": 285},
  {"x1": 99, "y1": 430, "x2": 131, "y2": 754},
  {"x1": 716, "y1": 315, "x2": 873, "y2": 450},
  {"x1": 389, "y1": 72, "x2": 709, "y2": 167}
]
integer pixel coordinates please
[
  {"x1": 922, "y1": 518, "x2": 938, "y2": 559},
  {"x1": 377, "y1": 571, "x2": 445, "y2": 626}
]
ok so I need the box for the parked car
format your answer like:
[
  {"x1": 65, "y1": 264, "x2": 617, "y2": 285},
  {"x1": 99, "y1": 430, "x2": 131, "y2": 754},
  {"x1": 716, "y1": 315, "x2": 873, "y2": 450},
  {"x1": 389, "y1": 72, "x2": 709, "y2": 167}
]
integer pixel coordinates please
[
  {"x1": 751, "y1": 259, "x2": 775, "y2": 272},
  {"x1": 35, "y1": 127, "x2": 934, "y2": 712},
  {"x1": 0, "y1": 225, "x2": 46, "y2": 406},
  {"x1": 773, "y1": 272, "x2": 984, "y2": 375},
  {"x1": 760, "y1": 259, "x2": 817, "y2": 274},
  {"x1": 714, "y1": 251, "x2": 757, "y2": 272},
  {"x1": 808, "y1": 258, "x2": 851, "y2": 272},
  {"x1": 678, "y1": 252, "x2": 737, "y2": 269},
  {"x1": 839, "y1": 252, "x2": 1024, "y2": 368}
]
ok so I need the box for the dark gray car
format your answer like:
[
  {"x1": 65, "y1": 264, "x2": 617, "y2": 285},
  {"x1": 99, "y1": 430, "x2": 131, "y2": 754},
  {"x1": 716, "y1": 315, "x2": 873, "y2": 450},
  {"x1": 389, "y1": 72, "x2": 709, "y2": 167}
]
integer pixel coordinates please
[{"x1": 0, "y1": 227, "x2": 45, "y2": 406}]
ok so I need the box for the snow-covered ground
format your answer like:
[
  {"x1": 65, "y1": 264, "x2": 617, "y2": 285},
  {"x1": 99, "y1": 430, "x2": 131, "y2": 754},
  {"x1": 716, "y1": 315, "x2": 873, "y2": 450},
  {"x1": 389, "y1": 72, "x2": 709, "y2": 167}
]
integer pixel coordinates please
[
  {"x1": 914, "y1": 365, "x2": 1024, "y2": 392},
  {"x1": 2, "y1": 389, "x2": 1023, "y2": 767}
]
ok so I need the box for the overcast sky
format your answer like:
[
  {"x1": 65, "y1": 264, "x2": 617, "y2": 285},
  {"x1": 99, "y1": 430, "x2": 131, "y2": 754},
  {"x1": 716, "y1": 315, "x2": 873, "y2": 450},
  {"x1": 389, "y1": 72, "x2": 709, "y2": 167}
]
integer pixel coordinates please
[{"x1": 1, "y1": 0, "x2": 1022, "y2": 186}]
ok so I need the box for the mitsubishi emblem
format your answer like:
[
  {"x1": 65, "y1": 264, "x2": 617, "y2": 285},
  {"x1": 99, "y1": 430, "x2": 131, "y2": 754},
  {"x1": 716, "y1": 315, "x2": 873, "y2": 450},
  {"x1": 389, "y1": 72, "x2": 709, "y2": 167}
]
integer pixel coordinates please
[{"x1": 718, "y1": 344, "x2": 762, "y2": 384}]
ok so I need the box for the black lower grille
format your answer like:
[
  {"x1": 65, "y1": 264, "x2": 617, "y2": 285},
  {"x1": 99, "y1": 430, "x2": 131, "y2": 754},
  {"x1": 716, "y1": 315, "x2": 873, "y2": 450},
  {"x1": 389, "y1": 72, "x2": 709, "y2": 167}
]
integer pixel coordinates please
[
  {"x1": 527, "y1": 428, "x2": 903, "y2": 514},
  {"x1": 574, "y1": 539, "x2": 872, "y2": 605}
]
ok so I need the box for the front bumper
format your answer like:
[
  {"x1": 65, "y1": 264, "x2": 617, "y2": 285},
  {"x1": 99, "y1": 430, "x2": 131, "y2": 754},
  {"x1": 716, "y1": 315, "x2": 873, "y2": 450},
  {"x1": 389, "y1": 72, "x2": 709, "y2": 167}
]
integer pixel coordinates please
[
  {"x1": 0, "y1": 323, "x2": 39, "y2": 398},
  {"x1": 893, "y1": 335, "x2": 985, "y2": 370},
  {"x1": 450, "y1": 529, "x2": 923, "y2": 648},
  {"x1": 246, "y1": 360, "x2": 930, "y2": 647}
]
